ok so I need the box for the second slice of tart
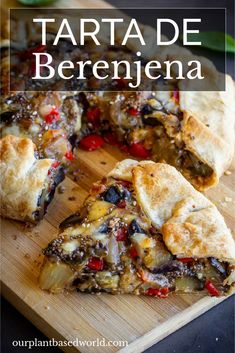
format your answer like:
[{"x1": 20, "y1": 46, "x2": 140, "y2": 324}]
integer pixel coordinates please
[{"x1": 40, "y1": 159, "x2": 235, "y2": 297}]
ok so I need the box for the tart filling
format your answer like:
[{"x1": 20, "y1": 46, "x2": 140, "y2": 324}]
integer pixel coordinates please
[
  {"x1": 79, "y1": 91, "x2": 214, "y2": 190},
  {"x1": 33, "y1": 162, "x2": 65, "y2": 222},
  {"x1": 40, "y1": 173, "x2": 234, "y2": 296}
]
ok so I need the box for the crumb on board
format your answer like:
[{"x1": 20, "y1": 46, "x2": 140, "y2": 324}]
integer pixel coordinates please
[
  {"x1": 224, "y1": 170, "x2": 232, "y2": 176},
  {"x1": 68, "y1": 196, "x2": 76, "y2": 201},
  {"x1": 220, "y1": 202, "x2": 227, "y2": 207},
  {"x1": 73, "y1": 176, "x2": 80, "y2": 182},
  {"x1": 24, "y1": 253, "x2": 30, "y2": 259},
  {"x1": 58, "y1": 185, "x2": 65, "y2": 194},
  {"x1": 225, "y1": 197, "x2": 232, "y2": 202},
  {"x1": 44, "y1": 305, "x2": 50, "y2": 310},
  {"x1": 12, "y1": 234, "x2": 17, "y2": 240},
  {"x1": 100, "y1": 161, "x2": 106, "y2": 165}
]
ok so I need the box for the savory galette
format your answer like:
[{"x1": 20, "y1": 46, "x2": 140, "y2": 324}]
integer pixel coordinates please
[
  {"x1": 0, "y1": 135, "x2": 64, "y2": 223},
  {"x1": 39, "y1": 159, "x2": 235, "y2": 297},
  {"x1": 1, "y1": 21, "x2": 235, "y2": 191}
]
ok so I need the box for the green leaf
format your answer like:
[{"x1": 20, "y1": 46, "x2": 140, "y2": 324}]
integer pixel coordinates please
[
  {"x1": 183, "y1": 31, "x2": 235, "y2": 53},
  {"x1": 18, "y1": 0, "x2": 57, "y2": 5}
]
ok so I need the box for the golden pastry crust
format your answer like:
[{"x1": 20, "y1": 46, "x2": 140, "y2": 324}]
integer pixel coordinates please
[
  {"x1": 0, "y1": 135, "x2": 54, "y2": 222},
  {"x1": 179, "y1": 75, "x2": 235, "y2": 188},
  {"x1": 122, "y1": 26, "x2": 235, "y2": 188},
  {"x1": 109, "y1": 159, "x2": 235, "y2": 263}
]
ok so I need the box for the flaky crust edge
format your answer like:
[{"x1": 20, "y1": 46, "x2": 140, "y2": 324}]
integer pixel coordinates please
[
  {"x1": 109, "y1": 159, "x2": 235, "y2": 263},
  {"x1": 0, "y1": 135, "x2": 54, "y2": 222}
]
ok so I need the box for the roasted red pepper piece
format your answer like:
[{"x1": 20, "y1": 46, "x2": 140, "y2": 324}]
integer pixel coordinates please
[
  {"x1": 119, "y1": 180, "x2": 132, "y2": 188},
  {"x1": 64, "y1": 151, "x2": 74, "y2": 161},
  {"x1": 119, "y1": 144, "x2": 129, "y2": 153},
  {"x1": 48, "y1": 161, "x2": 60, "y2": 175},
  {"x1": 149, "y1": 226, "x2": 158, "y2": 235},
  {"x1": 146, "y1": 287, "x2": 169, "y2": 298},
  {"x1": 173, "y1": 89, "x2": 179, "y2": 103},
  {"x1": 129, "y1": 142, "x2": 150, "y2": 159},
  {"x1": 44, "y1": 108, "x2": 60, "y2": 124},
  {"x1": 178, "y1": 257, "x2": 194, "y2": 263},
  {"x1": 127, "y1": 108, "x2": 140, "y2": 116},
  {"x1": 87, "y1": 257, "x2": 104, "y2": 271},
  {"x1": 205, "y1": 280, "x2": 220, "y2": 297},
  {"x1": 79, "y1": 134, "x2": 104, "y2": 151},
  {"x1": 129, "y1": 246, "x2": 138, "y2": 259},
  {"x1": 117, "y1": 200, "x2": 126, "y2": 209},
  {"x1": 86, "y1": 107, "x2": 101, "y2": 127},
  {"x1": 116, "y1": 227, "x2": 127, "y2": 241},
  {"x1": 21, "y1": 44, "x2": 46, "y2": 59},
  {"x1": 51, "y1": 161, "x2": 61, "y2": 169},
  {"x1": 115, "y1": 77, "x2": 128, "y2": 89},
  {"x1": 104, "y1": 132, "x2": 119, "y2": 146}
]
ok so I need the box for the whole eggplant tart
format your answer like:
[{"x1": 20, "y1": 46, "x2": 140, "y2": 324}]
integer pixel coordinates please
[
  {"x1": 0, "y1": 135, "x2": 64, "y2": 223},
  {"x1": 0, "y1": 13, "x2": 235, "y2": 192},
  {"x1": 39, "y1": 159, "x2": 235, "y2": 297}
]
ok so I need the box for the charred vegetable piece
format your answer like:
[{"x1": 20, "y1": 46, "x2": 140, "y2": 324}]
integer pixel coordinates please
[
  {"x1": 35, "y1": 164, "x2": 65, "y2": 222},
  {"x1": 154, "y1": 260, "x2": 185, "y2": 275},
  {"x1": 210, "y1": 257, "x2": 227, "y2": 276},
  {"x1": 0, "y1": 111, "x2": 18, "y2": 124},
  {"x1": 101, "y1": 185, "x2": 130, "y2": 205},
  {"x1": 128, "y1": 219, "x2": 145, "y2": 235},
  {"x1": 141, "y1": 104, "x2": 153, "y2": 115},
  {"x1": 60, "y1": 212, "x2": 83, "y2": 229},
  {"x1": 143, "y1": 117, "x2": 162, "y2": 126},
  {"x1": 98, "y1": 222, "x2": 109, "y2": 234},
  {"x1": 102, "y1": 186, "x2": 121, "y2": 204}
]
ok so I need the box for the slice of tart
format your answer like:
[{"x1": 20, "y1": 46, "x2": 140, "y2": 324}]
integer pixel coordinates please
[
  {"x1": 0, "y1": 91, "x2": 82, "y2": 162},
  {"x1": 0, "y1": 135, "x2": 64, "y2": 223},
  {"x1": 39, "y1": 159, "x2": 235, "y2": 297}
]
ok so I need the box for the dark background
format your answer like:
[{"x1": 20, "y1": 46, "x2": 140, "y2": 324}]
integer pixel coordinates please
[{"x1": 1, "y1": 0, "x2": 235, "y2": 352}]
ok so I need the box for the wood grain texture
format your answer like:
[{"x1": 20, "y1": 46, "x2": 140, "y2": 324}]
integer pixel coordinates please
[{"x1": 1, "y1": 1, "x2": 235, "y2": 352}]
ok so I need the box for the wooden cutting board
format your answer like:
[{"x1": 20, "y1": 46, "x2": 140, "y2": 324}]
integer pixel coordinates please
[
  {"x1": 1, "y1": 1, "x2": 235, "y2": 353},
  {"x1": 1, "y1": 144, "x2": 235, "y2": 353}
]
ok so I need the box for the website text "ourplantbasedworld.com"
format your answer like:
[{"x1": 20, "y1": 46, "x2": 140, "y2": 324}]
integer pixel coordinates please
[{"x1": 12, "y1": 337, "x2": 128, "y2": 350}]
